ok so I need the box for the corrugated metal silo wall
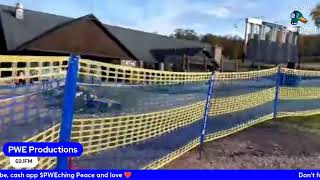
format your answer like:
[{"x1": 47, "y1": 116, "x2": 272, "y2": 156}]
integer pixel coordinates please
[{"x1": 247, "y1": 39, "x2": 298, "y2": 64}]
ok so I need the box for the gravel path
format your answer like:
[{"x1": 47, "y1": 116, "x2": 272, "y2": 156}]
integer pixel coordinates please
[{"x1": 165, "y1": 119, "x2": 320, "y2": 169}]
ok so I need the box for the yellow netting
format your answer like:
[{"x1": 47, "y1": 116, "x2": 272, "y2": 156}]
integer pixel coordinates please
[
  {"x1": 0, "y1": 124, "x2": 60, "y2": 169},
  {"x1": 210, "y1": 88, "x2": 275, "y2": 116},
  {"x1": 281, "y1": 67, "x2": 320, "y2": 76},
  {"x1": 70, "y1": 88, "x2": 276, "y2": 156},
  {"x1": 79, "y1": 59, "x2": 210, "y2": 84},
  {"x1": 142, "y1": 138, "x2": 200, "y2": 169},
  {"x1": 0, "y1": 88, "x2": 276, "y2": 169},
  {"x1": 2, "y1": 55, "x2": 320, "y2": 170},
  {"x1": 0, "y1": 55, "x2": 278, "y2": 85},
  {"x1": 279, "y1": 87, "x2": 320, "y2": 100},
  {"x1": 0, "y1": 56, "x2": 67, "y2": 85},
  {"x1": 143, "y1": 113, "x2": 274, "y2": 169},
  {"x1": 71, "y1": 101, "x2": 205, "y2": 155},
  {"x1": 215, "y1": 67, "x2": 277, "y2": 80},
  {"x1": 278, "y1": 109, "x2": 320, "y2": 117}
]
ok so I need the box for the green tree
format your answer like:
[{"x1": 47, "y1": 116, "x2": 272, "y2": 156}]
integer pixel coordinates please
[
  {"x1": 310, "y1": 4, "x2": 320, "y2": 29},
  {"x1": 201, "y1": 34, "x2": 243, "y2": 59},
  {"x1": 170, "y1": 29, "x2": 200, "y2": 41},
  {"x1": 201, "y1": 34, "x2": 223, "y2": 46}
]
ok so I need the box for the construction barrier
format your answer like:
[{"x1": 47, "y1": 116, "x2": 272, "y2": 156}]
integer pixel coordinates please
[{"x1": 0, "y1": 55, "x2": 320, "y2": 169}]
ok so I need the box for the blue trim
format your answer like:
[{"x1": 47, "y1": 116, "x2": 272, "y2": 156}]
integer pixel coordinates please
[
  {"x1": 273, "y1": 66, "x2": 281, "y2": 118},
  {"x1": 0, "y1": 170, "x2": 313, "y2": 179},
  {"x1": 56, "y1": 55, "x2": 80, "y2": 170},
  {"x1": 199, "y1": 73, "x2": 215, "y2": 158}
]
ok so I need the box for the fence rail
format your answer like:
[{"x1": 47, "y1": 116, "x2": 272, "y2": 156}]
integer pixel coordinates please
[
  {"x1": 0, "y1": 55, "x2": 320, "y2": 169},
  {"x1": 0, "y1": 55, "x2": 277, "y2": 85}
]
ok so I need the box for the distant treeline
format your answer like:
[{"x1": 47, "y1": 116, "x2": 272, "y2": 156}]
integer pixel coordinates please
[
  {"x1": 200, "y1": 34, "x2": 320, "y2": 59},
  {"x1": 170, "y1": 28, "x2": 320, "y2": 60},
  {"x1": 201, "y1": 34, "x2": 243, "y2": 59}
]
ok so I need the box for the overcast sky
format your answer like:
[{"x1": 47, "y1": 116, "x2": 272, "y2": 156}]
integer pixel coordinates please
[{"x1": 0, "y1": 0, "x2": 318, "y2": 37}]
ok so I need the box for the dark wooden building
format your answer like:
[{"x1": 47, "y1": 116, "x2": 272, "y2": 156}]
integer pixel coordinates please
[{"x1": 0, "y1": 4, "x2": 217, "y2": 72}]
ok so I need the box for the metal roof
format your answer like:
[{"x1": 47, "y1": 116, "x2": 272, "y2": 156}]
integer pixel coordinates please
[{"x1": 0, "y1": 4, "x2": 211, "y2": 63}]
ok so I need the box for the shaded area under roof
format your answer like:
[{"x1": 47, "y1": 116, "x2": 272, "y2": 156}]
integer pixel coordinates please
[
  {"x1": 105, "y1": 25, "x2": 211, "y2": 63},
  {"x1": 150, "y1": 47, "x2": 204, "y2": 62}
]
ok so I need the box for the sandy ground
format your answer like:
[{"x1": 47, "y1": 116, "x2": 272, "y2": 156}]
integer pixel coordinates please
[{"x1": 165, "y1": 118, "x2": 320, "y2": 169}]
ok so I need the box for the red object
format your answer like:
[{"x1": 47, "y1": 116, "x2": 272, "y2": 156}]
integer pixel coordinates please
[
  {"x1": 124, "y1": 172, "x2": 132, "y2": 178},
  {"x1": 68, "y1": 157, "x2": 79, "y2": 169}
]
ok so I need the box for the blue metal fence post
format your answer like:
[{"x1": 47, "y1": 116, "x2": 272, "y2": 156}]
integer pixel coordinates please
[
  {"x1": 273, "y1": 66, "x2": 281, "y2": 119},
  {"x1": 199, "y1": 72, "x2": 215, "y2": 159},
  {"x1": 56, "y1": 55, "x2": 80, "y2": 170}
]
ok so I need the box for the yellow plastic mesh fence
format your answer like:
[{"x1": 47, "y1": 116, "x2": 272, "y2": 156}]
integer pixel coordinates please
[
  {"x1": 278, "y1": 109, "x2": 320, "y2": 117},
  {"x1": 0, "y1": 124, "x2": 60, "y2": 169},
  {"x1": 78, "y1": 59, "x2": 210, "y2": 84},
  {"x1": 277, "y1": 66, "x2": 320, "y2": 122},
  {"x1": 1, "y1": 55, "x2": 320, "y2": 170},
  {"x1": 279, "y1": 87, "x2": 320, "y2": 100},
  {"x1": 0, "y1": 88, "x2": 276, "y2": 169},
  {"x1": 281, "y1": 67, "x2": 320, "y2": 77},
  {"x1": 71, "y1": 101, "x2": 205, "y2": 155},
  {"x1": 209, "y1": 88, "x2": 275, "y2": 116},
  {"x1": 0, "y1": 56, "x2": 67, "y2": 85},
  {"x1": 215, "y1": 67, "x2": 277, "y2": 81},
  {"x1": 143, "y1": 113, "x2": 274, "y2": 169},
  {"x1": 0, "y1": 55, "x2": 277, "y2": 85}
]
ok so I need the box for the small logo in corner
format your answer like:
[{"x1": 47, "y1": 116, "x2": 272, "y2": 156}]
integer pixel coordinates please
[{"x1": 290, "y1": 10, "x2": 308, "y2": 25}]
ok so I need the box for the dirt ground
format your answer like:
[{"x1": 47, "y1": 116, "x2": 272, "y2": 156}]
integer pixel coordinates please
[{"x1": 165, "y1": 116, "x2": 320, "y2": 169}]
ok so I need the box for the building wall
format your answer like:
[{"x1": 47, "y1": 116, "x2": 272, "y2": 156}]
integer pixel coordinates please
[
  {"x1": 25, "y1": 19, "x2": 133, "y2": 61},
  {"x1": 247, "y1": 39, "x2": 298, "y2": 64},
  {"x1": 0, "y1": 25, "x2": 7, "y2": 53}
]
